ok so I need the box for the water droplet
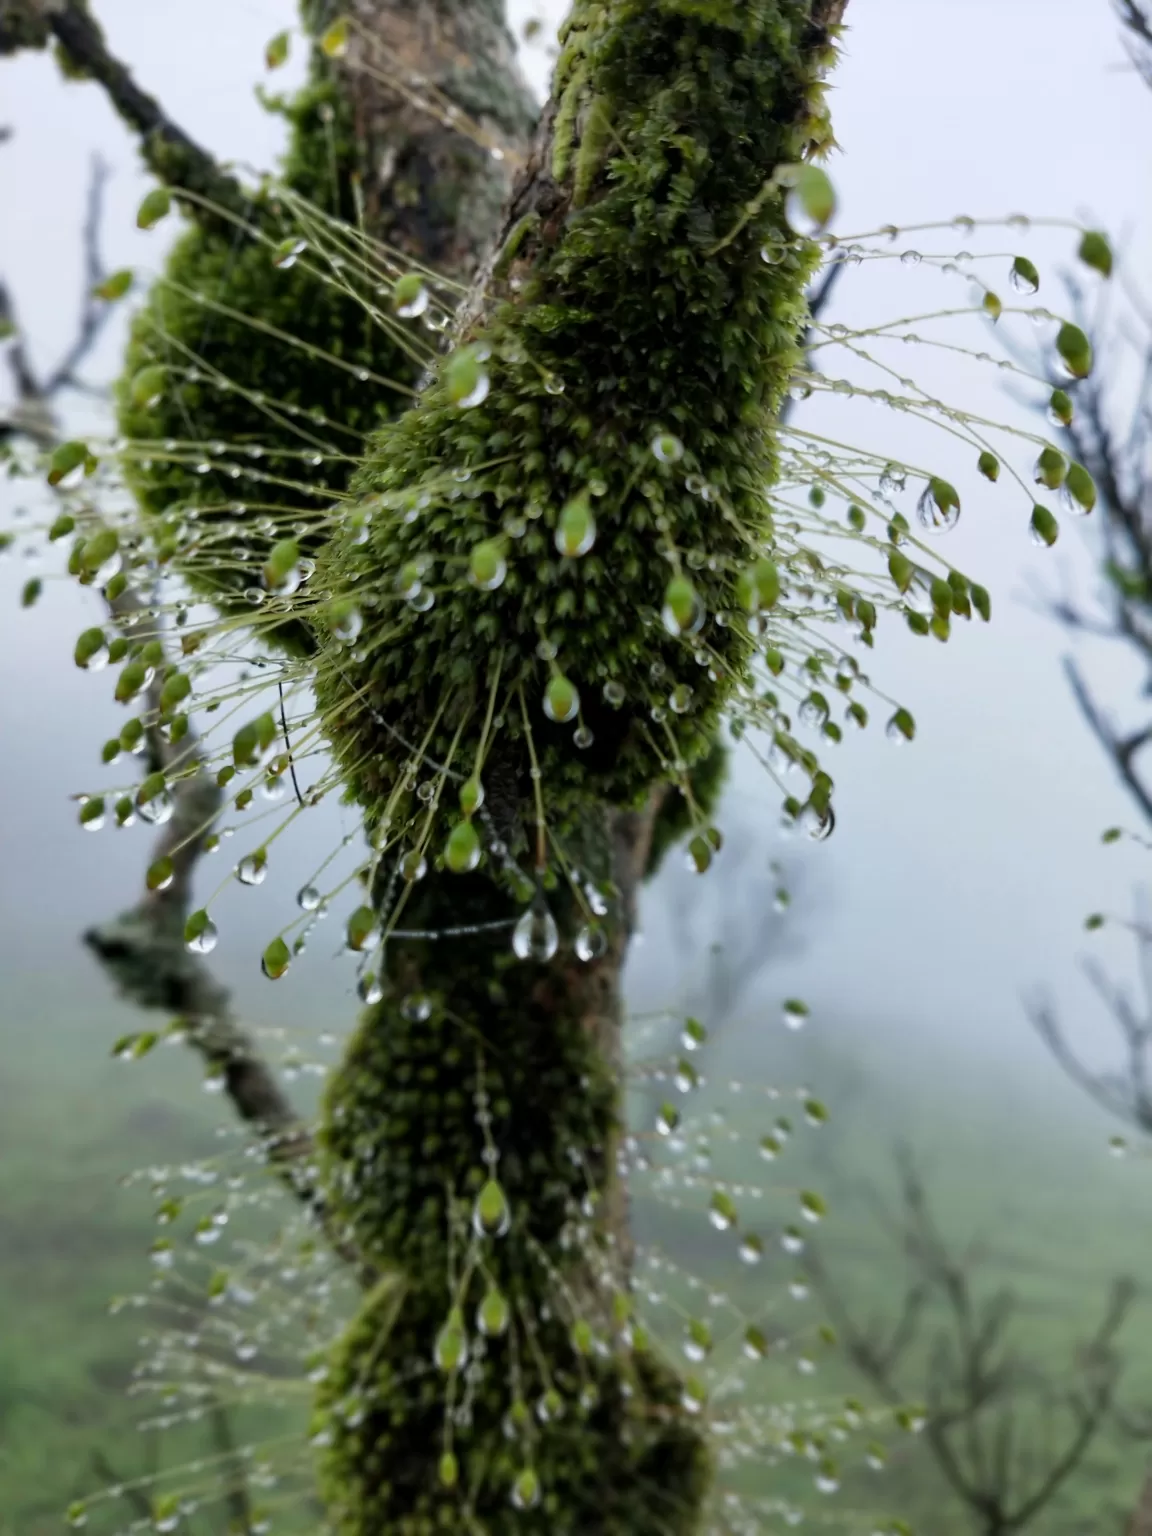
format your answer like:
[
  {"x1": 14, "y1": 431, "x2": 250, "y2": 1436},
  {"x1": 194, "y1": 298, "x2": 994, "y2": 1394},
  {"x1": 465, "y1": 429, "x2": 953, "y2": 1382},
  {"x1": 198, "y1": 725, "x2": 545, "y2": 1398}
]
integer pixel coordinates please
[
  {"x1": 357, "y1": 972, "x2": 384, "y2": 1005},
  {"x1": 510, "y1": 1469, "x2": 541, "y2": 1510},
  {"x1": 395, "y1": 278, "x2": 430, "y2": 319},
  {"x1": 783, "y1": 999, "x2": 809, "y2": 1031},
  {"x1": 575, "y1": 923, "x2": 607, "y2": 962},
  {"x1": 879, "y1": 464, "x2": 906, "y2": 496},
  {"x1": 330, "y1": 602, "x2": 362, "y2": 643},
  {"x1": 136, "y1": 790, "x2": 174, "y2": 826},
  {"x1": 457, "y1": 373, "x2": 491, "y2": 409},
  {"x1": 800, "y1": 804, "x2": 835, "y2": 841},
  {"x1": 709, "y1": 1191, "x2": 737, "y2": 1231},
  {"x1": 186, "y1": 918, "x2": 218, "y2": 955},
  {"x1": 477, "y1": 1287, "x2": 510, "y2": 1336},
  {"x1": 469, "y1": 541, "x2": 507, "y2": 591},
  {"x1": 401, "y1": 992, "x2": 432, "y2": 1023},
  {"x1": 651, "y1": 432, "x2": 685, "y2": 464},
  {"x1": 543, "y1": 675, "x2": 580, "y2": 723},
  {"x1": 543, "y1": 375, "x2": 565, "y2": 395},
  {"x1": 739, "y1": 1234, "x2": 764, "y2": 1265},
  {"x1": 555, "y1": 494, "x2": 597, "y2": 557},
  {"x1": 472, "y1": 1177, "x2": 511, "y2": 1237},
  {"x1": 297, "y1": 885, "x2": 321, "y2": 911},
  {"x1": 236, "y1": 853, "x2": 267, "y2": 886},
  {"x1": 915, "y1": 474, "x2": 960, "y2": 534},
  {"x1": 602, "y1": 680, "x2": 625, "y2": 707},
  {"x1": 402, "y1": 850, "x2": 428, "y2": 882},
  {"x1": 512, "y1": 899, "x2": 559, "y2": 962}
]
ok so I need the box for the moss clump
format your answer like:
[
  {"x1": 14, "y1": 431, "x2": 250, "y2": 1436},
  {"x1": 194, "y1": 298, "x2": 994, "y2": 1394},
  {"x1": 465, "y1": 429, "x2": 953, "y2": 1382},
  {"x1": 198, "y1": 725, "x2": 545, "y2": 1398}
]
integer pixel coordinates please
[
  {"x1": 317, "y1": 894, "x2": 617, "y2": 1277},
  {"x1": 314, "y1": 1278, "x2": 712, "y2": 1536},
  {"x1": 315, "y1": 0, "x2": 828, "y2": 838},
  {"x1": 116, "y1": 68, "x2": 398, "y2": 651}
]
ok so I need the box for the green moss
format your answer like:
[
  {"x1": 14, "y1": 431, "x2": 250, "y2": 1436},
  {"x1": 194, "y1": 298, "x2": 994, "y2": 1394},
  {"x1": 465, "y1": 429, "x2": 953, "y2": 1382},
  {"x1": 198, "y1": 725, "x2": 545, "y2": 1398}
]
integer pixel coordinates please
[
  {"x1": 314, "y1": 1279, "x2": 711, "y2": 1536},
  {"x1": 115, "y1": 36, "x2": 527, "y2": 654},
  {"x1": 316, "y1": 0, "x2": 827, "y2": 838},
  {"x1": 115, "y1": 67, "x2": 396, "y2": 652},
  {"x1": 317, "y1": 881, "x2": 617, "y2": 1278}
]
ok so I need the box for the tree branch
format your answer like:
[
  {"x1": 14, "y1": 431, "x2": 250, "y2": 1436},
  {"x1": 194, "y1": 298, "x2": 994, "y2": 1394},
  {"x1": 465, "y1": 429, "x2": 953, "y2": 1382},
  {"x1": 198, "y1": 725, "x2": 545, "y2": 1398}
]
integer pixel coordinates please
[
  {"x1": 1063, "y1": 656, "x2": 1152, "y2": 823},
  {"x1": 3, "y1": 0, "x2": 244, "y2": 208},
  {"x1": 807, "y1": 1149, "x2": 1133, "y2": 1535}
]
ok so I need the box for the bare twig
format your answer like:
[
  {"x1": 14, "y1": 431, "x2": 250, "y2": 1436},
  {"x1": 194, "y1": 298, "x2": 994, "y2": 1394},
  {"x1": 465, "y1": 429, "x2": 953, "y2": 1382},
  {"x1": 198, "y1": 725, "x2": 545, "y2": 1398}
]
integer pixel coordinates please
[
  {"x1": 1117, "y1": 0, "x2": 1152, "y2": 87},
  {"x1": 807, "y1": 1149, "x2": 1135, "y2": 1535},
  {"x1": 1024, "y1": 894, "x2": 1152, "y2": 1135},
  {"x1": 1063, "y1": 657, "x2": 1152, "y2": 824},
  {"x1": 1, "y1": 154, "x2": 116, "y2": 439},
  {"x1": 0, "y1": 0, "x2": 242, "y2": 209}
]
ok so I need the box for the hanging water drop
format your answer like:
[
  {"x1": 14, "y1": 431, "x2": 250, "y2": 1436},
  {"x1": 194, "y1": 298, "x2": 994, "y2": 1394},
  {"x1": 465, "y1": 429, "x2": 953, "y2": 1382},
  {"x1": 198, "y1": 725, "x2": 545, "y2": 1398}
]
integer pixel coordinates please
[
  {"x1": 236, "y1": 852, "x2": 268, "y2": 886},
  {"x1": 510, "y1": 1469, "x2": 541, "y2": 1511},
  {"x1": 575, "y1": 924, "x2": 607, "y2": 962},
  {"x1": 473, "y1": 1177, "x2": 511, "y2": 1238},
  {"x1": 512, "y1": 898, "x2": 559, "y2": 962}
]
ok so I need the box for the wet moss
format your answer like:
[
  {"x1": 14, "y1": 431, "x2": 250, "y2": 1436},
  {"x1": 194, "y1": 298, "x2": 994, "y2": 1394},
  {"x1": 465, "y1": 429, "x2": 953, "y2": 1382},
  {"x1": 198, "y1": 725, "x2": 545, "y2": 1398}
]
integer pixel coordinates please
[
  {"x1": 316, "y1": 0, "x2": 829, "y2": 835},
  {"x1": 317, "y1": 932, "x2": 617, "y2": 1279},
  {"x1": 314, "y1": 1277, "x2": 712, "y2": 1536}
]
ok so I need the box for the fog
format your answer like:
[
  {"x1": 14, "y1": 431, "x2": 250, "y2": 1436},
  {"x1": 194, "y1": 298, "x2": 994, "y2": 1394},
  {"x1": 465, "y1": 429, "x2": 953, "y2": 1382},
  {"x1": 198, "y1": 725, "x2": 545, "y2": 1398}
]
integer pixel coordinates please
[{"x1": 2, "y1": 0, "x2": 1150, "y2": 1133}]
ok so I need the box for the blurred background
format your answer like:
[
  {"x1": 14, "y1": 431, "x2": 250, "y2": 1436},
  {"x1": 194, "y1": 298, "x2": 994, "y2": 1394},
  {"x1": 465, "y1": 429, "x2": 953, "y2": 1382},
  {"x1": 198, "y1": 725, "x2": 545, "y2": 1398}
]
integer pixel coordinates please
[{"x1": 2, "y1": 1, "x2": 1151, "y2": 1531}]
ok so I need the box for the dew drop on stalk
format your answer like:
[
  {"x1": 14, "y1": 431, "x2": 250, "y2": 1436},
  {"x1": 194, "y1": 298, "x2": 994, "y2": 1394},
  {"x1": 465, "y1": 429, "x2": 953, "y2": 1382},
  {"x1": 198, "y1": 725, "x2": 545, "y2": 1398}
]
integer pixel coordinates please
[
  {"x1": 739, "y1": 1234, "x2": 764, "y2": 1265},
  {"x1": 297, "y1": 885, "x2": 321, "y2": 911},
  {"x1": 510, "y1": 1469, "x2": 541, "y2": 1510},
  {"x1": 574, "y1": 924, "x2": 607, "y2": 961},
  {"x1": 512, "y1": 898, "x2": 559, "y2": 962},
  {"x1": 236, "y1": 853, "x2": 267, "y2": 886},
  {"x1": 651, "y1": 432, "x2": 684, "y2": 464},
  {"x1": 457, "y1": 373, "x2": 491, "y2": 409},
  {"x1": 782, "y1": 999, "x2": 810, "y2": 1031},
  {"x1": 357, "y1": 973, "x2": 383, "y2": 1005},
  {"x1": 472, "y1": 1177, "x2": 511, "y2": 1238},
  {"x1": 800, "y1": 804, "x2": 835, "y2": 841},
  {"x1": 137, "y1": 790, "x2": 174, "y2": 826}
]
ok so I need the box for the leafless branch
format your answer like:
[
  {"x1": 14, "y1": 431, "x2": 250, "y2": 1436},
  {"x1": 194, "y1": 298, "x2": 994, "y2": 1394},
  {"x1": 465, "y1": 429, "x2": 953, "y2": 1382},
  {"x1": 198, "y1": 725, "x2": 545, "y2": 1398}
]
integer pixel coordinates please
[
  {"x1": 1117, "y1": 0, "x2": 1152, "y2": 87},
  {"x1": 1, "y1": 0, "x2": 241, "y2": 209},
  {"x1": 1, "y1": 152, "x2": 116, "y2": 439},
  {"x1": 806, "y1": 1149, "x2": 1134, "y2": 1535},
  {"x1": 1024, "y1": 894, "x2": 1152, "y2": 1135},
  {"x1": 1063, "y1": 656, "x2": 1152, "y2": 823}
]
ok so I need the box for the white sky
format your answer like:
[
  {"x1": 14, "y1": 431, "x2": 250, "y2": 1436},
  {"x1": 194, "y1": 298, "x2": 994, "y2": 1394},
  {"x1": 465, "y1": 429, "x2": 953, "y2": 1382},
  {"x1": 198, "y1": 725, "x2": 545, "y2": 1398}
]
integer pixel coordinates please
[{"x1": 2, "y1": 0, "x2": 1151, "y2": 1141}]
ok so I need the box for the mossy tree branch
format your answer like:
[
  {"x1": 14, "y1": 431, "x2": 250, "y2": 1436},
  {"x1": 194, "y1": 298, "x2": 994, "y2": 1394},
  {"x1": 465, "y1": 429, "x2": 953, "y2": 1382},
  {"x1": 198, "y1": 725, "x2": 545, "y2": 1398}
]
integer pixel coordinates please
[{"x1": 0, "y1": 0, "x2": 246, "y2": 209}]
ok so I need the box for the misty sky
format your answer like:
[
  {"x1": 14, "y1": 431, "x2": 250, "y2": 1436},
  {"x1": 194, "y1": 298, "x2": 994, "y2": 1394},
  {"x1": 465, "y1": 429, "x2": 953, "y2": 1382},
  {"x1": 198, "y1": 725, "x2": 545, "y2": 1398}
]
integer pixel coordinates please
[{"x1": 2, "y1": 0, "x2": 1151, "y2": 1140}]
